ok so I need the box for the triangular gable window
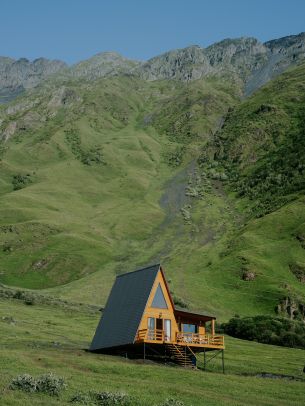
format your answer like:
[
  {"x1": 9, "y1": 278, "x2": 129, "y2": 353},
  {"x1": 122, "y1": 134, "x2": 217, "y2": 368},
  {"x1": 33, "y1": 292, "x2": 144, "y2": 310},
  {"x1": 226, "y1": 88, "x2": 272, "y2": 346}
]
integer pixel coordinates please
[{"x1": 151, "y1": 283, "x2": 168, "y2": 309}]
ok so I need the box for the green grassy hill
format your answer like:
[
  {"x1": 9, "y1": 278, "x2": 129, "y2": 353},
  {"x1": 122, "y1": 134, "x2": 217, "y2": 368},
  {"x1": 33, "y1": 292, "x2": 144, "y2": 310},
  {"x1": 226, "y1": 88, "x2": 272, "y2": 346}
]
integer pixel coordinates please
[
  {"x1": 0, "y1": 63, "x2": 305, "y2": 323},
  {"x1": 0, "y1": 75, "x2": 241, "y2": 314}
]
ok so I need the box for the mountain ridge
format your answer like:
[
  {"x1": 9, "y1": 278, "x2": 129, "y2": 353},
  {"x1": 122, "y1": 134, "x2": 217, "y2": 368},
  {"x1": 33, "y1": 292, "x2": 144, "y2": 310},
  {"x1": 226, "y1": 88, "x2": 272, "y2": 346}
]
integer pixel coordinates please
[{"x1": 1, "y1": 31, "x2": 305, "y2": 103}]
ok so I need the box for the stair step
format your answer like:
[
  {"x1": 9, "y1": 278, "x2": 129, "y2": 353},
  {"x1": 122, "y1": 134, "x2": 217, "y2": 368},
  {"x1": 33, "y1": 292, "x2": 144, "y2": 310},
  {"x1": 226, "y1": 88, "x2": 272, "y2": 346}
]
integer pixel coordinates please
[{"x1": 166, "y1": 344, "x2": 196, "y2": 368}]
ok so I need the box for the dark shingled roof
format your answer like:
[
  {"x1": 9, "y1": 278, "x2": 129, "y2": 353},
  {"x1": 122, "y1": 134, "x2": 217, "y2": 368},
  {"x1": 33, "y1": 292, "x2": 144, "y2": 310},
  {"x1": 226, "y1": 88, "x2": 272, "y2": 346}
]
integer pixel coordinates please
[{"x1": 90, "y1": 264, "x2": 160, "y2": 351}]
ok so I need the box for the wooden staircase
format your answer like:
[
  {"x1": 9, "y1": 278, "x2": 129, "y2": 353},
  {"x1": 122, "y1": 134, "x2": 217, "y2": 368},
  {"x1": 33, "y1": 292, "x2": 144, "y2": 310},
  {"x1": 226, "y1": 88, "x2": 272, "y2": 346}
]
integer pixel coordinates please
[{"x1": 166, "y1": 343, "x2": 196, "y2": 368}]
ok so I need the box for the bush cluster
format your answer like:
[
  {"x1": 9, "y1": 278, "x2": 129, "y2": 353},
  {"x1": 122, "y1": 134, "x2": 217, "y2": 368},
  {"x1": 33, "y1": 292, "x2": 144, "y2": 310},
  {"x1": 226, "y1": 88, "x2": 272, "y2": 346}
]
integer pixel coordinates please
[
  {"x1": 64, "y1": 128, "x2": 105, "y2": 166},
  {"x1": 222, "y1": 315, "x2": 305, "y2": 349},
  {"x1": 70, "y1": 391, "x2": 187, "y2": 406},
  {"x1": 10, "y1": 372, "x2": 66, "y2": 396},
  {"x1": 9, "y1": 374, "x2": 37, "y2": 393},
  {"x1": 71, "y1": 390, "x2": 134, "y2": 405},
  {"x1": 163, "y1": 146, "x2": 185, "y2": 167},
  {"x1": 36, "y1": 373, "x2": 66, "y2": 396},
  {"x1": 12, "y1": 173, "x2": 32, "y2": 190},
  {"x1": 157, "y1": 399, "x2": 186, "y2": 406},
  {"x1": 70, "y1": 391, "x2": 93, "y2": 404}
]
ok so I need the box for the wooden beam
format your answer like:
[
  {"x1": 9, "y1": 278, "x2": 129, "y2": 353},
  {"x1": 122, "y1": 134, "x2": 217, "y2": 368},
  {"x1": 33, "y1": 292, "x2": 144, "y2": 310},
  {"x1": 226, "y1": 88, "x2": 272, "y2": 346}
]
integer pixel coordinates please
[{"x1": 211, "y1": 319, "x2": 215, "y2": 336}]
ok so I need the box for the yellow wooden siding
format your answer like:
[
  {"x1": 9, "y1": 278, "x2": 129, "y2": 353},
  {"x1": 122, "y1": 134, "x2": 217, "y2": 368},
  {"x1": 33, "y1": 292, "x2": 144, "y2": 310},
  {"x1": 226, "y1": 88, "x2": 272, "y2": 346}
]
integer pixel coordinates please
[
  {"x1": 136, "y1": 269, "x2": 225, "y2": 349},
  {"x1": 137, "y1": 270, "x2": 179, "y2": 339}
]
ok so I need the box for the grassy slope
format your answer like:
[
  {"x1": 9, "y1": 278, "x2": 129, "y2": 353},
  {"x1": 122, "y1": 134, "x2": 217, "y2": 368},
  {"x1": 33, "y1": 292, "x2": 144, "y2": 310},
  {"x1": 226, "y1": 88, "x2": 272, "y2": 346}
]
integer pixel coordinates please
[
  {"x1": 0, "y1": 64, "x2": 305, "y2": 323},
  {"x1": 211, "y1": 62, "x2": 305, "y2": 214},
  {"x1": 0, "y1": 297, "x2": 304, "y2": 406},
  {"x1": 193, "y1": 63, "x2": 305, "y2": 318},
  {"x1": 0, "y1": 75, "x2": 245, "y2": 316},
  {"x1": 0, "y1": 71, "x2": 305, "y2": 405}
]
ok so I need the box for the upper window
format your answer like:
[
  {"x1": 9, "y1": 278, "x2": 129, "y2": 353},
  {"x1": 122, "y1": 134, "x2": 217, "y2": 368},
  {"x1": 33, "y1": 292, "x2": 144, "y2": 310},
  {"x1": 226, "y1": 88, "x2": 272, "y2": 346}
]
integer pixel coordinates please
[{"x1": 151, "y1": 283, "x2": 168, "y2": 309}]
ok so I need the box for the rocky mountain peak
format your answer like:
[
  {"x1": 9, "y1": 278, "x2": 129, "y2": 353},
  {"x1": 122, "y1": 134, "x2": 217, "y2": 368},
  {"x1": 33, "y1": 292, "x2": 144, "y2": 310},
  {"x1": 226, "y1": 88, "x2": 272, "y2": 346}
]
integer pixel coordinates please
[
  {"x1": 0, "y1": 57, "x2": 67, "y2": 103},
  {"x1": 137, "y1": 45, "x2": 210, "y2": 81},
  {"x1": 69, "y1": 51, "x2": 141, "y2": 80},
  {"x1": 264, "y1": 31, "x2": 305, "y2": 52}
]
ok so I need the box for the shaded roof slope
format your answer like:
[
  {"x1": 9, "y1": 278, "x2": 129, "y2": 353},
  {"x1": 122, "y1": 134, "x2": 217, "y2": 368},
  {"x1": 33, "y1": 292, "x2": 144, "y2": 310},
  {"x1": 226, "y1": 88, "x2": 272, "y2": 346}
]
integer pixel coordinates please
[{"x1": 90, "y1": 264, "x2": 160, "y2": 351}]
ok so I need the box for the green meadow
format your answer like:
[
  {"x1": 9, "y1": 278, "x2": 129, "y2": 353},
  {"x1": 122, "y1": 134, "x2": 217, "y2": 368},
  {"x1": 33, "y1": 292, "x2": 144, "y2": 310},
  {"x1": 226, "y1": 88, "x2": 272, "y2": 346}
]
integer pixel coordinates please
[{"x1": 0, "y1": 297, "x2": 304, "y2": 406}]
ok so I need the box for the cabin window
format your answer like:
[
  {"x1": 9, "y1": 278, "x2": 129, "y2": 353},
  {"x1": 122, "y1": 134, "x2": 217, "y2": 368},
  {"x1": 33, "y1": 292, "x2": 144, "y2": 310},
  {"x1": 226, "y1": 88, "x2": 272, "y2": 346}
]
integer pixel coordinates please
[
  {"x1": 182, "y1": 323, "x2": 198, "y2": 333},
  {"x1": 147, "y1": 317, "x2": 155, "y2": 340},
  {"x1": 148, "y1": 317, "x2": 155, "y2": 330},
  {"x1": 164, "y1": 319, "x2": 171, "y2": 341},
  {"x1": 151, "y1": 283, "x2": 168, "y2": 309}
]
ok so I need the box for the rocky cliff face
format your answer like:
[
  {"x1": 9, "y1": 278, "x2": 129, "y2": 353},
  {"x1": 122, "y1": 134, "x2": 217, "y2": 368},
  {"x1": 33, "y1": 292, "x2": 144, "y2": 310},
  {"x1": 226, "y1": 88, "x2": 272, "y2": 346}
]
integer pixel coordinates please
[
  {"x1": 136, "y1": 45, "x2": 212, "y2": 81},
  {"x1": 1, "y1": 32, "x2": 305, "y2": 103},
  {"x1": 0, "y1": 57, "x2": 67, "y2": 102},
  {"x1": 137, "y1": 38, "x2": 268, "y2": 82},
  {"x1": 245, "y1": 32, "x2": 305, "y2": 94},
  {"x1": 137, "y1": 33, "x2": 305, "y2": 92}
]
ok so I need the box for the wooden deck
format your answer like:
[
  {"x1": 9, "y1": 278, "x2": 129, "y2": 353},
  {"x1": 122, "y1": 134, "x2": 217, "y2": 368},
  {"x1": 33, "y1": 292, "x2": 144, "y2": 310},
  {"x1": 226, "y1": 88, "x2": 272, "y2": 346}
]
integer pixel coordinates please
[{"x1": 136, "y1": 329, "x2": 225, "y2": 349}]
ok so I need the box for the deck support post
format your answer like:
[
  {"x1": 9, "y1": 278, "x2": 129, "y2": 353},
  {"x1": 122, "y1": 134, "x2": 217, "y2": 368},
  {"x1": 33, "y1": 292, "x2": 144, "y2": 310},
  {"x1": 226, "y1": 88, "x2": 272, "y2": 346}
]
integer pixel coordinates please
[
  {"x1": 211, "y1": 319, "x2": 215, "y2": 336},
  {"x1": 222, "y1": 350, "x2": 225, "y2": 374},
  {"x1": 143, "y1": 342, "x2": 146, "y2": 361},
  {"x1": 203, "y1": 348, "x2": 206, "y2": 371}
]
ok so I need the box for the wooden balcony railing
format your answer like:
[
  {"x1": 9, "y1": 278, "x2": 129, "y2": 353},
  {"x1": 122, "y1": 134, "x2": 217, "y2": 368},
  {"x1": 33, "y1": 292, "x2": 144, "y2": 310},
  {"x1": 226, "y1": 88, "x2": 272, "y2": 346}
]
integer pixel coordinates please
[
  {"x1": 137, "y1": 328, "x2": 165, "y2": 342},
  {"x1": 176, "y1": 332, "x2": 224, "y2": 347},
  {"x1": 136, "y1": 329, "x2": 224, "y2": 347}
]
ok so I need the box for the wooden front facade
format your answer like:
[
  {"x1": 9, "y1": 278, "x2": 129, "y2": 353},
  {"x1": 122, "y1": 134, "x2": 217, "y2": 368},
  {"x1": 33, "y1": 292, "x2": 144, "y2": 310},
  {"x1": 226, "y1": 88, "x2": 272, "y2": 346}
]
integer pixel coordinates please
[{"x1": 135, "y1": 268, "x2": 224, "y2": 352}]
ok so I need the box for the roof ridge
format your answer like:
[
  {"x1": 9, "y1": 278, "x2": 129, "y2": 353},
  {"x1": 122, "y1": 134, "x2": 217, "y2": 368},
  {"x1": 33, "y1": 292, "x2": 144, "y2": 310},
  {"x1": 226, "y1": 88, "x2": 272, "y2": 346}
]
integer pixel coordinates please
[{"x1": 116, "y1": 263, "x2": 160, "y2": 278}]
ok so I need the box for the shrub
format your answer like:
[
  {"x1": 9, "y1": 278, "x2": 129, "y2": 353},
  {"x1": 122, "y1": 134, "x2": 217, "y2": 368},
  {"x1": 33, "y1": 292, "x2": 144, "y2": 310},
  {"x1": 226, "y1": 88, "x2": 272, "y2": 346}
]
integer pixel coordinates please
[
  {"x1": 163, "y1": 146, "x2": 185, "y2": 167},
  {"x1": 64, "y1": 129, "x2": 105, "y2": 166},
  {"x1": 94, "y1": 391, "x2": 131, "y2": 405},
  {"x1": 36, "y1": 372, "x2": 66, "y2": 396},
  {"x1": 81, "y1": 146, "x2": 105, "y2": 166},
  {"x1": 70, "y1": 391, "x2": 135, "y2": 405},
  {"x1": 9, "y1": 372, "x2": 66, "y2": 397},
  {"x1": 70, "y1": 391, "x2": 94, "y2": 404},
  {"x1": 10, "y1": 374, "x2": 37, "y2": 393},
  {"x1": 12, "y1": 173, "x2": 32, "y2": 190},
  {"x1": 157, "y1": 399, "x2": 186, "y2": 406}
]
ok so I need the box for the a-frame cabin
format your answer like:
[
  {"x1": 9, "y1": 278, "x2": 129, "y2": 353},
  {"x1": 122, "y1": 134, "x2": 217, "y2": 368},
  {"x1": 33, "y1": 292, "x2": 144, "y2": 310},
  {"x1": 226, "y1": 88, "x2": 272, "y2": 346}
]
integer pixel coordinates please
[{"x1": 90, "y1": 264, "x2": 224, "y2": 367}]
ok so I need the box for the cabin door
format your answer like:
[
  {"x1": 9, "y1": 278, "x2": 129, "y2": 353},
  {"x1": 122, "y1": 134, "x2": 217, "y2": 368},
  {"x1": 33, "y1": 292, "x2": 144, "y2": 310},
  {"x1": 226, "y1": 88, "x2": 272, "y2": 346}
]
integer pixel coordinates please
[
  {"x1": 156, "y1": 318, "x2": 163, "y2": 331},
  {"x1": 156, "y1": 318, "x2": 163, "y2": 341}
]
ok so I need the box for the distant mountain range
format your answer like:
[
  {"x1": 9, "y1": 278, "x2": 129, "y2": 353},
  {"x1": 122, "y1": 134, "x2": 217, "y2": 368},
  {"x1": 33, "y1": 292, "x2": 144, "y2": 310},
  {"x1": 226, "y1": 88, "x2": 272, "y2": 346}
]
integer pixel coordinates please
[{"x1": 0, "y1": 32, "x2": 305, "y2": 103}]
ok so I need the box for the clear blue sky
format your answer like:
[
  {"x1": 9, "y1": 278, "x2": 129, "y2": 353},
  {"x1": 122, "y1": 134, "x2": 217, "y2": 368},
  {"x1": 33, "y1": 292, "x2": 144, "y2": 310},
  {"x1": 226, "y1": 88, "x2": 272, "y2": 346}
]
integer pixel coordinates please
[{"x1": 1, "y1": 0, "x2": 304, "y2": 64}]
